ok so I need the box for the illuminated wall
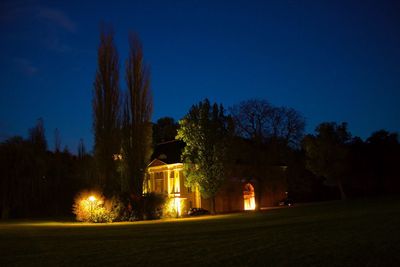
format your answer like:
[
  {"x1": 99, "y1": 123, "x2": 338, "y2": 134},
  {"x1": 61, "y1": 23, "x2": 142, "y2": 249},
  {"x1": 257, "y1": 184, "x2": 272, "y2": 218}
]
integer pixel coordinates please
[
  {"x1": 146, "y1": 159, "x2": 287, "y2": 213},
  {"x1": 146, "y1": 159, "x2": 201, "y2": 216}
]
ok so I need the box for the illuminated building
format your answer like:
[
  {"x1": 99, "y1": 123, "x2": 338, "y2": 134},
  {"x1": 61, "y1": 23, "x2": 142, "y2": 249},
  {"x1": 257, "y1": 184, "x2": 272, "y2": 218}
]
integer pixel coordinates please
[{"x1": 145, "y1": 140, "x2": 287, "y2": 214}]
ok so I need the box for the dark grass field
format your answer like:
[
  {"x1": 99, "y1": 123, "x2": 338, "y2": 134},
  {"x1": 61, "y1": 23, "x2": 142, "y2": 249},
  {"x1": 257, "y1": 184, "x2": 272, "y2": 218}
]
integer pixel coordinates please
[{"x1": 1, "y1": 197, "x2": 399, "y2": 266}]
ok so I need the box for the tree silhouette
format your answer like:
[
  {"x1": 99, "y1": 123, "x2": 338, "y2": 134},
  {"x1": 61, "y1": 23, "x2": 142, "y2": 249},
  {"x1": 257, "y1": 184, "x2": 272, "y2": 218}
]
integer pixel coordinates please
[
  {"x1": 229, "y1": 99, "x2": 305, "y2": 209},
  {"x1": 230, "y1": 99, "x2": 273, "y2": 143},
  {"x1": 92, "y1": 25, "x2": 121, "y2": 195},
  {"x1": 28, "y1": 118, "x2": 47, "y2": 152},
  {"x1": 0, "y1": 136, "x2": 32, "y2": 218},
  {"x1": 54, "y1": 128, "x2": 61, "y2": 152},
  {"x1": 121, "y1": 33, "x2": 153, "y2": 205},
  {"x1": 303, "y1": 122, "x2": 351, "y2": 200},
  {"x1": 230, "y1": 99, "x2": 305, "y2": 146},
  {"x1": 153, "y1": 117, "x2": 178, "y2": 144},
  {"x1": 365, "y1": 130, "x2": 400, "y2": 194},
  {"x1": 77, "y1": 138, "x2": 86, "y2": 159}
]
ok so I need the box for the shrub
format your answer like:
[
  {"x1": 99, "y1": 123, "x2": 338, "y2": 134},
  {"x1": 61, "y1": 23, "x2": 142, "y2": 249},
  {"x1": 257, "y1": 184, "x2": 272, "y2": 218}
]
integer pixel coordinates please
[
  {"x1": 162, "y1": 197, "x2": 186, "y2": 218},
  {"x1": 104, "y1": 195, "x2": 126, "y2": 222},
  {"x1": 127, "y1": 193, "x2": 166, "y2": 220},
  {"x1": 73, "y1": 191, "x2": 124, "y2": 223},
  {"x1": 142, "y1": 193, "x2": 166, "y2": 220}
]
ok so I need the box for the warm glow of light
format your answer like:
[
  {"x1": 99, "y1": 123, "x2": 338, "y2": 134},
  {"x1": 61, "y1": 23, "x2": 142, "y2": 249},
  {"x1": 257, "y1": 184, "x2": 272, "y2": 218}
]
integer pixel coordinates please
[
  {"x1": 174, "y1": 171, "x2": 180, "y2": 193},
  {"x1": 174, "y1": 197, "x2": 182, "y2": 216},
  {"x1": 73, "y1": 191, "x2": 109, "y2": 223},
  {"x1": 113, "y1": 154, "x2": 123, "y2": 160},
  {"x1": 243, "y1": 183, "x2": 256, "y2": 210},
  {"x1": 164, "y1": 197, "x2": 185, "y2": 217},
  {"x1": 244, "y1": 196, "x2": 256, "y2": 210}
]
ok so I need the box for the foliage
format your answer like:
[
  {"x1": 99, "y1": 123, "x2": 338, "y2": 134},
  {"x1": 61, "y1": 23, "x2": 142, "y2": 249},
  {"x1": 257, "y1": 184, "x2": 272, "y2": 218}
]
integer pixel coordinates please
[
  {"x1": 176, "y1": 99, "x2": 233, "y2": 213},
  {"x1": 303, "y1": 122, "x2": 351, "y2": 200},
  {"x1": 162, "y1": 197, "x2": 185, "y2": 218},
  {"x1": 348, "y1": 130, "x2": 400, "y2": 196},
  {"x1": 228, "y1": 99, "x2": 305, "y2": 209},
  {"x1": 54, "y1": 128, "x2": 61, "y2": 152},
  {"x1": 0, "y1": 119, "x2": 87, "y2": 219},
  {"x1": 366, "y1": 130, "x2": 399, "y2": 145},
  {"x1": 28, "y1": 118, "x2": 48, "y2": 152},
  {"x1": 153, "y1": 117, "x2": 179, "y2": 144},
  {"x1": 73, "y1": 191, "x2": 123, "y2": 223},
  {"x1": 0, "y1": 136, "x2": 39, "y2": 219},
  {"x1": 77, "y1": 138, "x2": 86, "y2": 159},
  {"x1": 142, "y1": 193, "x2": 166, "y2": 220},
  {"x1": 230, "y1": 99, "x2": 305, "y2": 147},
  {"x1": 92, "y1": 25, "x2": 121, "y2": 195},
  {"x1": 120, "y1": 33, "x2": 153, "y2": 203},
  {"x1": 123, "y1": 193, "x2": 166, "y2": 221}
]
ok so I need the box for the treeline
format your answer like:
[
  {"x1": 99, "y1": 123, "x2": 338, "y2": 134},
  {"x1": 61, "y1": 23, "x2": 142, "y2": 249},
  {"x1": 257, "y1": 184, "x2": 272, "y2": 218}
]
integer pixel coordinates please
[
  {"x1": 1, "y1": 102, "x2": 399, "y2": 219},
  {"x1": 298, "y1": 123, "x2": 400, "y2": 201},
  {"x1": 0, "y1": 119, "x2": 94, "y2": 219},
  {"x1": 153, "y1": 99, "x2": 400, "y2": 205}
]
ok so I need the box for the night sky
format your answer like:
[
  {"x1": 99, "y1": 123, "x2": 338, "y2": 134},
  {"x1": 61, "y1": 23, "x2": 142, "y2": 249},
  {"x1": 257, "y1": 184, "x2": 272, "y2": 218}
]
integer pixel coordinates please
[{"x1": 1, "y1": 0, "x2": 399, "y2": 153}]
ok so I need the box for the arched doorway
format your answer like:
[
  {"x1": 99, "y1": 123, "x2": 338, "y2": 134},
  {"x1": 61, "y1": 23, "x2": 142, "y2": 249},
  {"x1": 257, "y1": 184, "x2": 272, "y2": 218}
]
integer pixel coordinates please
[{"x1": 243, "y1": 183, "x2": 255, "y2": 210}]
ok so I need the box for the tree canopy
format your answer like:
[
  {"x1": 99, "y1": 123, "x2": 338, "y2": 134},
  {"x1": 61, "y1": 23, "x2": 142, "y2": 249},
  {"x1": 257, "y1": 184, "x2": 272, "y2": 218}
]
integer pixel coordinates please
[
  {"x1": 176, "y1": 99, "x2": 233, "y2": 212},
  {"x1": 153, "y1": 117, "x2": 178, "y2": 144},
  {"x1": 303, "y1": 122, "x2": 351, "y2": 200},
  {"x1": 230, "y1": 99, "x2": 305, "y2": 147}
]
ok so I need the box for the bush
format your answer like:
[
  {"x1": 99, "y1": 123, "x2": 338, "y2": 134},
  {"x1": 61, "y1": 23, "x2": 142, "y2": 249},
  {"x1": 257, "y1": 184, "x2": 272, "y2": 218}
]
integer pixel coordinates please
[
  {"x1": 142, "y1": 193, "x2": 166, "y2": 220},
  {"x1": 126, "y1": 193, "x2": 166, "y2": 221},
  {"x1": 162, "y1": 197, "x2": 186, "y2": 218},
  {"x1": 73, "y1": 191, "x2": 167, "y2": 222},
  {"x1": 73, "y1": 191, "x2": 124, "y2": 223}
]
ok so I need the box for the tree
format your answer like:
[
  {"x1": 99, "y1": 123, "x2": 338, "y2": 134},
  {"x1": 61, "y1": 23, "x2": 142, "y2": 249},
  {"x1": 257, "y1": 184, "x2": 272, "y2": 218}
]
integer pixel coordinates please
[
  {"x1": 229, "y1": 99, "x2": 305, "y2": 209},
  {"x1": 230, "y1": 99, "x2": 273, "y2": 143},
  {"x1": 92, "y1": 25, "x2": 121, "y2": 195},
  {"x1": 366, "y1": 130, "x2": 398, "y2": 146},
  {"x1": 1, "y1": 120, "x2": 52, "y2": 218},
  {"x1": 153, "y1": 117, "x2": 178, "y2": 144},
  {"x1": 176, "y1": 99, "x2": 233, "y2": 213},
  {"x1": 0, "y1": 136, "x2": 32, "y2": 219},
  {"x1": 28, "y1": 118, "x2": 47, "y2": 152},
  {"x1": 77, "y1": 138, "x2": 86, "y2": 159},
  {"x1": 54, "y1": 128, "x2": 61, "y2": 152},
  {"x1": 303, "y1": 122, "x2": 351, "y2": 200},
  {"x1": 365, "y1": 130, "x2": 400, "y2": 194},
  {"x1": 0, "y1": 122, "x2": 93, "y2": 219},
  {"x1": 121, "y1": 33, "x2": 153, "y2": 203},
  {"x1": 270, "y1": 106, "x2": 306, "y2": 147},
  {"x1": 230, "y1": 99, "x2": 305, "y2": 147}
]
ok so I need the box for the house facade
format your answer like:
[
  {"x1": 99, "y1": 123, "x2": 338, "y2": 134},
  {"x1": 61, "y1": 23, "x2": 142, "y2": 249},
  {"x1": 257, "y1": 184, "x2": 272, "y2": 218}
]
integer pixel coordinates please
[
  {"x1": 145, "y1": 140, "x2": 287, "y2": 214},
  {"x1": 144, "y1": 159, "x2": 201, "y2": 216}
]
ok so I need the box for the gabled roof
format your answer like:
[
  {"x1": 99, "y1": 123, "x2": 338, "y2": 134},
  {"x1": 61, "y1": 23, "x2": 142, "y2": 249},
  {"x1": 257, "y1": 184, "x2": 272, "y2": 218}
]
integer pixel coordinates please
[
  {"x1": 151, "y1": 140, "x2": 185, "y2": 164},
  {"x1": 147, "y1": 158, "x2": 167, "y2": 168}
]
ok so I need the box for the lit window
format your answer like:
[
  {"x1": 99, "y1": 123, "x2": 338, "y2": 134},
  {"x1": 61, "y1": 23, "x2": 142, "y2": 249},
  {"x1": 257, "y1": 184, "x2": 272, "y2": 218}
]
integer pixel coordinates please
[{"x1": 155, "y1": 172, "x2": 164, "y2": 193}]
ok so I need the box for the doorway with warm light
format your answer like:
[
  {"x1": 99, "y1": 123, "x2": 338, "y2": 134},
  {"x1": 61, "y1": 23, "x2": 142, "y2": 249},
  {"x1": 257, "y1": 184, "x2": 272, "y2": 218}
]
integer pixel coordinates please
[{"x1": 243, "y1": 183, "x2": 255, "y2": 210}]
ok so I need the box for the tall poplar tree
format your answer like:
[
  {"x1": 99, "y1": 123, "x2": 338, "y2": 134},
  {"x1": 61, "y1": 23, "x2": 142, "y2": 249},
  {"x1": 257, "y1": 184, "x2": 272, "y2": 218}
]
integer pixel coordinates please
[
  {"x1": 92, "y1": 26, "x2": 120, "y2": 195},
  {"x1": 121, "y1": 33, "x2": 153, "y2": 200}
]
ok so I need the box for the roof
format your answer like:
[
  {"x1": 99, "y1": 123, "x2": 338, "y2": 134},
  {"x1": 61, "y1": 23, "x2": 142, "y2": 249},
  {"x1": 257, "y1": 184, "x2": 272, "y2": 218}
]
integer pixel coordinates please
[{"x1": 151, "y1": 140, "x2": 185, "y2": 164}]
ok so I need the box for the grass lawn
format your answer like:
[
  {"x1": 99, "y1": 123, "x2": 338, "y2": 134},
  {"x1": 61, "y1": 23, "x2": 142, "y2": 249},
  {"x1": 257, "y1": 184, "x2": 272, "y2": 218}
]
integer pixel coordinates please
[{"x1": 1, "y1": 197, "x2": 399, "y2": 266}]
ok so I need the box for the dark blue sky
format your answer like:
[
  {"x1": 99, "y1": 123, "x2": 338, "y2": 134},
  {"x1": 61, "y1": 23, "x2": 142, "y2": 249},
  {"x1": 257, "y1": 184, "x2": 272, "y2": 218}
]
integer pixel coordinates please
[{"x1": 1, "y1": 0, "x2": 399, "y2": 152}]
